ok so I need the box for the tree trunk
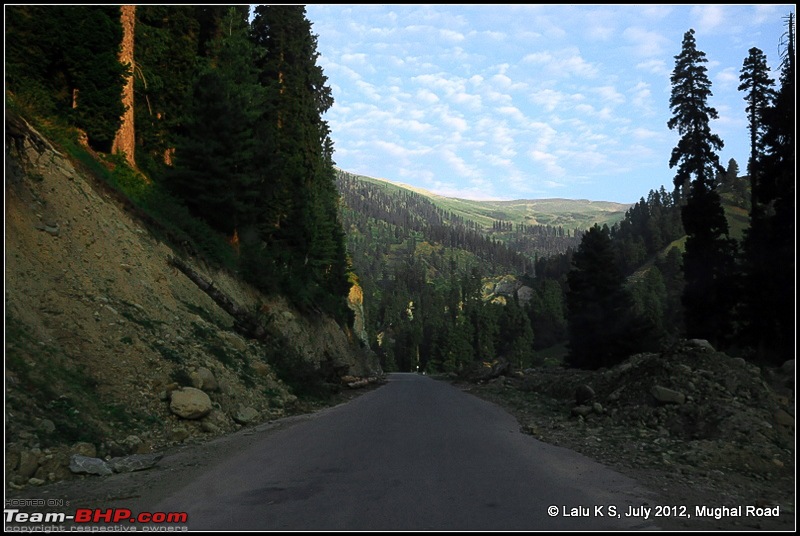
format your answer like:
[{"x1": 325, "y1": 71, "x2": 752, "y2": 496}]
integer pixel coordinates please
[
  {"x1": 112, "y1": 5, "x2": 136, "y2": 167},
  {"x1": 168, "y1": 256, "x2": 267, "y2": 340}
]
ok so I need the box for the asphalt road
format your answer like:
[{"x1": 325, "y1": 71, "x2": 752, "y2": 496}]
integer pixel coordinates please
[{"x1": 149, "y1": 373, "x2": 662, "y2": 531}]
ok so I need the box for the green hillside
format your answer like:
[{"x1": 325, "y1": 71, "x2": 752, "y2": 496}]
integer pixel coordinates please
[{"x1": 349, "y1": 172, "x2": 632, "y2": 231}]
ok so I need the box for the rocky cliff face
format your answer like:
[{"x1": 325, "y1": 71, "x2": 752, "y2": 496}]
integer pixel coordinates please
[{"x1": 5, "y1": 110, "x2": 381, "y2": 488}]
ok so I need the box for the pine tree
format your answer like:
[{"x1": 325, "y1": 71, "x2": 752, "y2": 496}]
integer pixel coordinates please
[
  {"x1": 740, "y1": 14, "x2": 795, "y2": 363},
  {"x1": 168, "y1": 7, "x2": 264, "y2": 235},
  {"x1": 250, "y1": 6, "x2": 349, "y2": 316},
  {"x1": 134, "y1": 7, "x2": 202, "y2": 174},
  {"x1": 667, "y1": 29, "x2": 737, "y2": 348},
  {"x1": 566, "y1": 225, "x2": 645, "y2": 369},
  {"x1": 738, "y1": 47, "x2": 776, "y2": 216},
  {"x1": 668, "y1": 29, "x2": 725, "y2": 200}
]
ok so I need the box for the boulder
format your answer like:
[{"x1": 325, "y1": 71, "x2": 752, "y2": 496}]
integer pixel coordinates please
[
  {"x1": 108, "y1": 454, "x2": 163, "y2": 473},
  {"x1": 69, "y1": 455, "x2": 112, "y2": 476},
  {"x1": 462, "y1": 358, "x2": 511, "y2": 382},
  {"x1": 651, "y1": 385, "x2": 686, "y2": 405},
  {"x1": 170, "y1": 387, "x2": 213, "y2": 419},
  {"x1": 190, "y1": 367, "x2": 218, "y2": 392},
  {"x1": 17, "y1": 450, "x2": 40, "y2": 479},
  {"x1": 233, "y1": 406, "x2": 260, "y2": 425}
]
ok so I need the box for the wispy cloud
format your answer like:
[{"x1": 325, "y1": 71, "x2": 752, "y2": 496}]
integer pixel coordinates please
[
  {"x1": 523, "y1": 48, "x2": 598, "y2": 78},
  {"x1": 623, "y1": 27, "x2": 671, "y2": 58},
  {"x1": 691, "y1": 5, "x2": 726, "y2": 34}
]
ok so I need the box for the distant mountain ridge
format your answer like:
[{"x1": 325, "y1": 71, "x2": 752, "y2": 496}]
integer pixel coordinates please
[{"x1": 344, "y1": 171, "x2": 632, "y2": 231}]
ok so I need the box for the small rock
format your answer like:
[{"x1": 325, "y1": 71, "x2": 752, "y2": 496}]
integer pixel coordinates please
[
  {"x1": 69, "y1": 455, "x2": 112, "y2": 476},
  {"x1": 773, "y1": 409, "x2": 794, "y2": 428},
  {"x1": 17, "y1": 450, "x2": 40, "y2": 479},
  {"x1": 686, "y1": 339, "x2": 715, "y2": 352},
  {"x1": 651, "y1": 385, "x2": 686, "y2": 405},
  {"x1": 575, "y1": 384, "x2": 595, "y2": 405},
  {"x1": 37, "y1": 419, "x2": 56, "y2": 434},
  {"x1": 70, "y1": 442, "x2": 97, "y2": 458},
  {"x1": 233, "y1": 406, "x2": 260, "y2": 425},
  {"x1": 190, "y1": 367, "x2": 218, "y2": 392},
  {"x1": 169, "y1": 427, "x2": 190, "y2": 443},
  {"x1": 108, "y1": 454, "x2": 163, "y2": 473},
  {"x1": 571, "y1": 405, "x2": 593, "y2": 417},
  {"x1": 201, "y1": 421, "x2": 221, "y2": 434}
]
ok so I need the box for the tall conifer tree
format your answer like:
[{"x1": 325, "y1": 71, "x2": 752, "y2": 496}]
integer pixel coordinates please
[
  {"x1": 667, "y1": 29, "x2": 737, "y2": 348},
  {"x1": 250, "y1": 5, "x2": 349, "y2": 315},
  {"x1": 738, "y1": 47, "x2": 776, "y2": 216},
  {"x1": 741, "y1": 14, "x2": 795, "y2": 363},
  {"x1": 566, "y1": 225, "x2": 645, "y2": 369},
  {"x1": 169, "y1": 7, "x2": 264, "y2": 235}
]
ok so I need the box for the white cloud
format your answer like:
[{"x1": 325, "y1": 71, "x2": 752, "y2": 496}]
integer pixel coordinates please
[
  {"x1": 639, "y1": 5, "x2": 673, "y2": 21},
  {"x1": 752, "y1": 4, "x2": 782, "y2": 24},
  {"x1": 497, "y1": 105, "x2": 527, "y2": 124},
  {"x1": 529, "y1": 150, "x2": 566, "y2": 177},
  {"x1": 532, "y1": 14, "x2": 567, "y2": 40},
  {"x1": 341, "y1": 53, "x2": 368, "y2": 65},
  {"x1": 691, "y1": 5, "x2": 726, "y2": 34},
  {"x1": 371, "y1": 140, "x2": 429, "y2": 160},
  {"x1": 594, "y1": 85, "x2": 625, "y2": 106},
  {"x1": 355, "y1": 79, "x2": 381, "y2": 102},
  {"x1": 452, "y1": 92, "x2": 482, "y2": 109},
  {"x1": 522, "y1": 48, "x2": 598, "y2": 78},
  {"x1": 490, "y1": 73, "x2": 526, "y2": 91},
  {"x1": 715, "y1": 67, "x2": 739, "y2": 89},
  {"x1": 416, "y1": 89, "x2": 439, "y2": 104},
  {"x1": 623, "y1": 27, "x2": 670, "y2": 58},
  {"x1": 635, "y1": 59, "x2": 670, "y2": 77},
  {"x1": 629, "y1": 81, "x2": 654, "y2": 113},
  {"x1": 306, "y1": 4, "x2": 783, "y2": 202},
  {"x1": 441, "y1": 148, "x2": 479, "y2": 180},
  {"x1": 440, "y1": 112, "x2": 469, "y2": 133},
  {"x1": 631, "y1": 127, "x2": 660, "y2": 140},
  {"x1": 587, "y1": 24, "x2": 615, "y2": 41},
  {"x1": 529, "y1": 122, "x2": 558, "y2": 150},
  {"x1": 530, "y1": 89, "x2": 565, "y2": 112},
  {"x1": 477, "y1": 30, "x2": 506, "y2": 41},
  {"x1": 439, "y1": 28, "x2": 465, "y2": 42}
]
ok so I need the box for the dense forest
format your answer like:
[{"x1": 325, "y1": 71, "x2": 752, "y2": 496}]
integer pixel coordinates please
[
  {"x1": 6, "y1": 5, "x2": 352, "y2": 323},
  {"x1": 5, "y1": 6, "x2": 795, "y2": 374}
]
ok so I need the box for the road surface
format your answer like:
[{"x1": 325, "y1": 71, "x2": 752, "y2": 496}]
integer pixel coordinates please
[{"x1": 151, "y1": 373, "x2": 661, "y2": 530}]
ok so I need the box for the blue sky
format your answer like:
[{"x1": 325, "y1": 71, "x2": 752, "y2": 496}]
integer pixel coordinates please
[{"x1": 303, "y1": 4, "x2": 794, "y2": 203}]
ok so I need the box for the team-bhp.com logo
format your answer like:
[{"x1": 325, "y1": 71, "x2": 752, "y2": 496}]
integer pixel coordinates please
[
  {"x1": 5, "y1": 508, "x2": 188, "y2": 530},
  {"x1": 74, "y1": 509, "x2": 188, "y2": 524}
]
